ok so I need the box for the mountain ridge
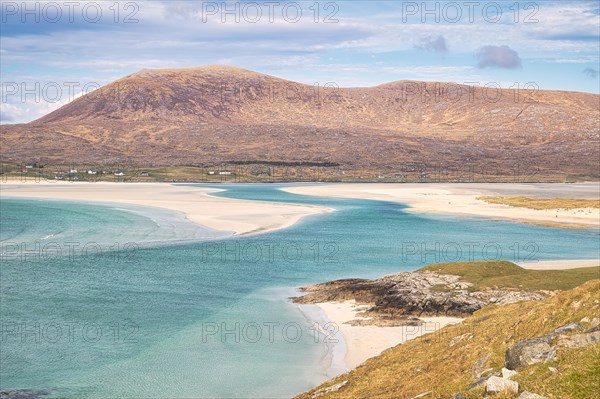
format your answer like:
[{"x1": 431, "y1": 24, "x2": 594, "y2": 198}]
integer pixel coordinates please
[{"x1": 2, "y1": 65, "x2": 598, "y2": 179}]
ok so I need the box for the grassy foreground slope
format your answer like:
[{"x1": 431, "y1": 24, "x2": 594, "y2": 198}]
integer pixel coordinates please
[{"x1": 295, "y1": 263, "x2": 600, "y2": 399}]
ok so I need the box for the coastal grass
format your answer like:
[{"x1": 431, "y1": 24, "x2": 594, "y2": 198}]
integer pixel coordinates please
[
  {"x1": 478, "y1": 196, "x2": 600, "y2": 210},
  {"x1": 419, "y1": 260, "x2": 600, "y2": 292},
  {"x1": 295, "y1": 280, "x2": 600, "y2": 399}
]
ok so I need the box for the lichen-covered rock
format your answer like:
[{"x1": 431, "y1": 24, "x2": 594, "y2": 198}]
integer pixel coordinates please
[
  {"x1": 557, "y1": 331, "x2": 600, "y2": 348},
  {"x1": 486, "y1": 376, "x2": 519, "y2": 394}
]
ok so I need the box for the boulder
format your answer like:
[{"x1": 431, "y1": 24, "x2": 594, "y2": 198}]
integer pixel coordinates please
[
  {"x1": 466, "y1": 370, "x2": 501, "y2": 390},
  {"x1": 501, "y1": 367, "x2": 518, "y2": 379},
  {"x1": 505, "y1": 336, "x2": 556, "y2": 370},
  {"x1": 486, "y1": 376, "x2": 519, "y2": 394}
]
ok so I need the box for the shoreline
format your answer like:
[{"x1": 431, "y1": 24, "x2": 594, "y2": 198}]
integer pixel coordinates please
[
  {"x1": 516, "y1": 259, "x2": 600, "y2": 270},
  {"x1": 0, "y1": 181, "x2": 334, "y2": 236},
  {"x1": 304, "y1": 300, "x2": 463, "y2": 373},
  {"x1": 282, "y1": 183, "x2": 600, "y2": 229}
]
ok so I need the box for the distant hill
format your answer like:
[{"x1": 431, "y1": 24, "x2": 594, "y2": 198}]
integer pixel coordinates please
[{"x1": 1, "y1": 65, "x2": 598, "y2": 180}]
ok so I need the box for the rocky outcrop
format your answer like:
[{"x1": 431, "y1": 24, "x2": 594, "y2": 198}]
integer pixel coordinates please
[{"x1": 292, "y1": 271, "x2": 545, "y2": 325}]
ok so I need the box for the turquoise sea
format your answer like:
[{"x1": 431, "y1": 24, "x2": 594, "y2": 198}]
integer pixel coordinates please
[{"x1": 1, "y1": 184, "x2": 599, "y2": 398}]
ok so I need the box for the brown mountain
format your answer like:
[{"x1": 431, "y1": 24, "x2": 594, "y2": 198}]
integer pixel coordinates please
[{"x1": 1, "y1": 65, "x2": 599, "y2": 179}]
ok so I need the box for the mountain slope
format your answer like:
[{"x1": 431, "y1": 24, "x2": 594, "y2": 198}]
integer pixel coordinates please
[{"x1": 1, "y1": 65, "x2": 598, "y2": 179}]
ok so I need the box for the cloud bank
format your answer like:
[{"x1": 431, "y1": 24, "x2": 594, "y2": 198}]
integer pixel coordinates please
[{"x1": 476, "y1": 45, "x2": 522, "y2": 69}]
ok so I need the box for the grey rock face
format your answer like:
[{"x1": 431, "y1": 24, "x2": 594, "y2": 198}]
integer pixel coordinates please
[
  {"x1": 557, "y1": 331, "x2": 600, "y2": 348},
  {"x1": 553, "y1": 322, "x2": 584, "y2": 335},
  {"x1": 505, "y1": 336, "x2": 555, "y2": 370}
]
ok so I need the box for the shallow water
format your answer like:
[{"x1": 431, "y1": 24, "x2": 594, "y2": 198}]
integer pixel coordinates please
[{"x1": 1, "y1": 184, "x2": 598, "y2": 398}]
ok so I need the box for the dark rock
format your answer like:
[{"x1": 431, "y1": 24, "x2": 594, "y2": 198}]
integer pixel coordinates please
[{"x1": 0, "y1": 390, "x2": 50, "y2": 399}]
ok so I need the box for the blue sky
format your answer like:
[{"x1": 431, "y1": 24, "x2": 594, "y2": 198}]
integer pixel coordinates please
[{"x1": 1, "y1": 0, "x2": 599, "y2": 123}]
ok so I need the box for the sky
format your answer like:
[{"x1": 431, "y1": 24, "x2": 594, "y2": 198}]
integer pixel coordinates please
[{"x1": 1, "y1": 0, "x2": 599, "y2": 123}]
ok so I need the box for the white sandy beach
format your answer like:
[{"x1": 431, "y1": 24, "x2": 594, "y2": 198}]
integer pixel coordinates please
[
  {"x1": 312, "y1": 300, "x2": 463, "y2": 371},
  {"x1": 283, "y1": 183, "x2": 600, "y2": 228},
  {"x1": 517, "y1": 259, "x2": 600, "y2": 270},
  {"x1": 0, "y1": 181, "x2": 332, "y2": 236}
]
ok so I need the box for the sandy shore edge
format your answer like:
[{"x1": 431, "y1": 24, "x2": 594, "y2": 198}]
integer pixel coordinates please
[
  {"x1": 305, "y1": 300, "x2": 463, "y2": 373},
  {"x1": 282, "y1": 183, "x2": 600, "y2": 229},
  {"x1": 0, "y1": 181, "x2": 333, "y2": 236}
]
